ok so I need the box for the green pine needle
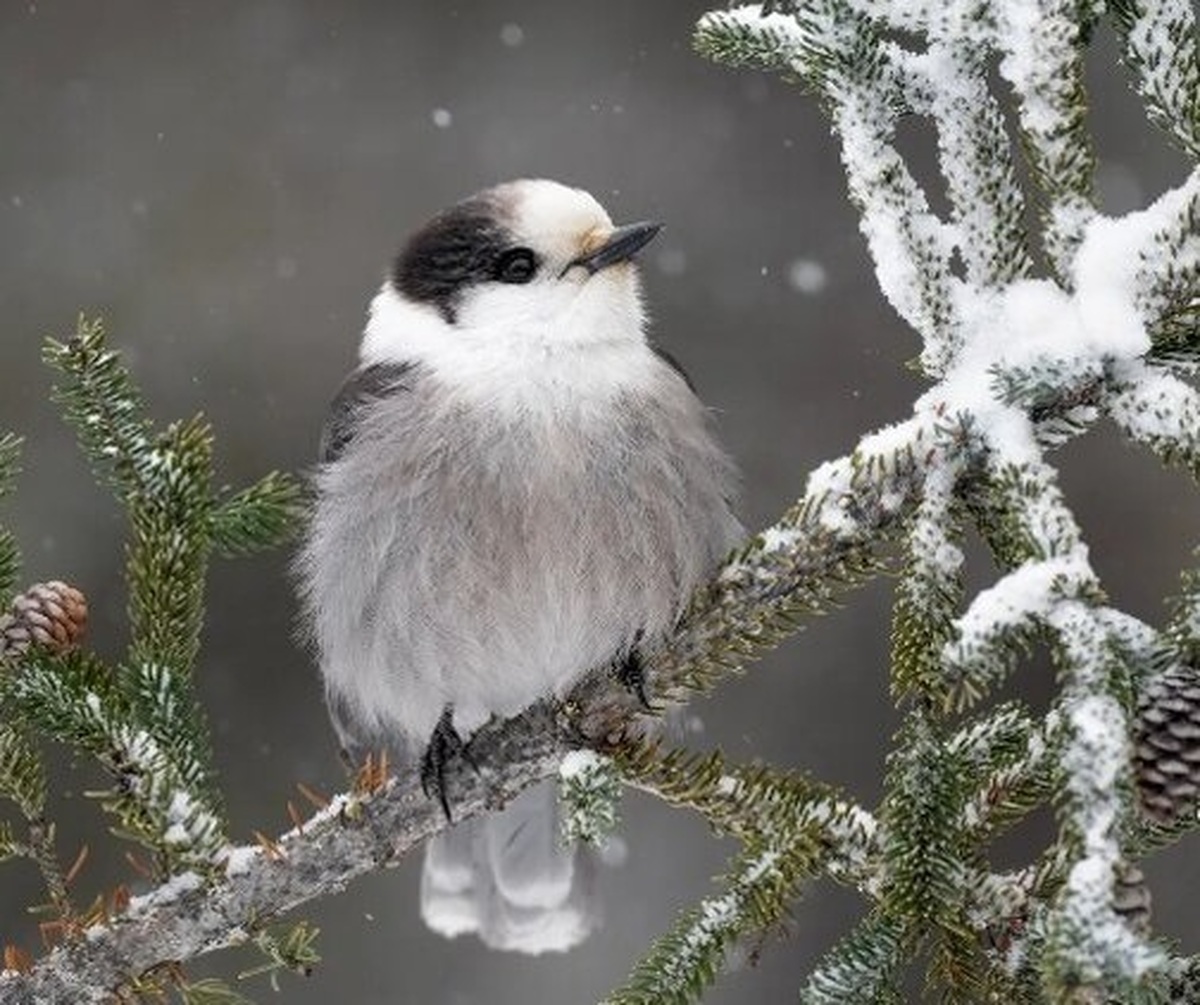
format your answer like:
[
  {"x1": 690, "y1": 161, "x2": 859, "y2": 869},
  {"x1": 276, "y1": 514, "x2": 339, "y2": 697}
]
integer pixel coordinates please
[
  {"x1": 239, "y1": 920, "x2": 321, "y2": 992},
  {"x1": 1109, "y1": 0, "x2": 1200, "y2": 157},
  {"x1": 799, "y1": 913, "x2": 908, "y2": 1005},
  {"x1": 209, "y1": 470, "x2": 306, "y2": 558},
  {"x1": 124, "y1": 414, "x2": 215, "y2": 677},
  {"x1": 0, "y1": 433, "x2": 20, "y2": 501},
  {"x1": 0, "y1": 432, "x2": 21, "y2": 605},
  {"x1": 0, "y1": 818, "x2": 23, "y2": 863},
  {"x1": 176, "y1": 978, "x2": 257, "y2": 1005},
  {"x1": 0, "y1": 723, "x2": 46, "y2": 820},
  {"x1": 601, "y1": 843, "x2": 814, "y2": 1005},
  {"x1": 43, "y1": 316, "x2": 154, "y2": 501}
]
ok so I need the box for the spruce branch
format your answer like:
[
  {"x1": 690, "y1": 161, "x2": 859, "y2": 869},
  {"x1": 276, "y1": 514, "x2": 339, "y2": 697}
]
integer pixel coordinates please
[
  {"x1": 0, "y1": 700, "x2": 571, "y2": 1005},
  {"x1": 697, "y1": 6, "x2": 964, "y2": 375},
  {"x1": 0, "y1": 344, "x2": 1182, "y2": 999},
  {"x1": 598, "y1": 844, "x2": 810, "y2": 1005},
  {"x1": 0, "y1": 723, "x2": 44, "y2": 822},
  {"x1": 1165, "y1": 560, "x2": 1200, "y2": 665},
  {"x1": 615, "y1": 740, "x2": 878, "y2": 887},
  {"x1": 0, "y1": 582, "x2": 90, "y2": 924},
  {"x1": 798, "y1": 912, "x2": 908, "y2": 1005},
  {"x1": 123, "y1": 413, "x2": 215, "y2": 677},
  {"x1": 603, "y1": 744, "x2": 868, "y2": 1005},
  {"x1": 0, "y1": 433, "x2": 21, "y2": 607},
  {"x1": 1110, "y1": 0, "x2": 1200, "y2": 157},
  {"x1": 953, "y1": 704, "x2": 1062, "y2": 840},
  {"x1": 880, "y1": 713, "x2": 965, "y2": 922},
  {"x1": 558, "y1": 750, "x2": 623, "y2": 848},
  {"x1": 209, "y1": 472, "x2": 305, "y2": 559},
  {"x1": 0, "y1": 724, "x2": 77, "y2": 923},
  {"x1": 994, "y1": 0, "x2": 1098, "y2": 277},
  {"x1": 2, "y1": 651, "x2": 225, "y2": 872},
  {"x1": 42, "y1": 317, "x2": 153, "y2": 501},
  {"x1": 1129, "y1": 169, "x2": 1200, "y2": 336},
  {"x1": 1108, "y1": 362, "x2": 1200, "y2": 481},
  {"x1": 21, "y1": 319, "x2": 304, "y2": 874},
  {"x1": 890, "y1": 461, "x2": 967, "y2": 701},
  {"x1": 900, "y1": 26, "x2": 1035, "y2": 288},
  {"x1": 6, "y1": 0, "x2": 1200, "y2": 998},
  {"x1": 0, "y1": 406, "x2": 931, "y2": 1003}
]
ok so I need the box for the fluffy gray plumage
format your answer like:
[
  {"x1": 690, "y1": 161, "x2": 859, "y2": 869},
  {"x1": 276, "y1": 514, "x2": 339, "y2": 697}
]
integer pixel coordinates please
[{"x1": 296, "y1": 179, "x2": 741, "y2": 953}]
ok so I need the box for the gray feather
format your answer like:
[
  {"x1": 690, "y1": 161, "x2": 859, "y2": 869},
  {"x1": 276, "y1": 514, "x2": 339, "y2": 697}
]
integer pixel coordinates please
[
  {"x1": 297, "y1": 351, "x2": 742, "y2": 750},
  {"x1": 319, "y1": 361, "x2": 415, "y2": 465}
]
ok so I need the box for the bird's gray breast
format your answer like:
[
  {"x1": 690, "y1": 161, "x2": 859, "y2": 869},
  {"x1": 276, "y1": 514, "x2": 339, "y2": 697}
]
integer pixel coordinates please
[{"x1": 300, "y1": 361, "x2": 741, "y2": 748}]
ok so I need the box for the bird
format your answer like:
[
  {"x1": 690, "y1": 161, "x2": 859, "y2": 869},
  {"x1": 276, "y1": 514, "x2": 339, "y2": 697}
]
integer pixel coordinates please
[{"x1": 296, "y1": 178, "x2": 742, "y2": 954}]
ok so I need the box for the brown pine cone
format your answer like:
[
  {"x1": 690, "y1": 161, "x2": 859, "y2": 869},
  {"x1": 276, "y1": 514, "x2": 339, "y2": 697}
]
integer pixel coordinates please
[
  {"x1": 1112, "y1": 863, "x2": 1152, "y2": 937},
  {"x1": 0, "y1": 581, "x2": 88, "y2": 659},
  {"x1": 1134, "y1": 663, "x2": 1200, "y2": 824}
]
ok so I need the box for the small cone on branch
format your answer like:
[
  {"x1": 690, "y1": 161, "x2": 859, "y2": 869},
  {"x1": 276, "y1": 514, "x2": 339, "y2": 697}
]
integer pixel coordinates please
[
  {"x1": 0, "y1": 581, "x2": 88, "y2": 659},
  {"x1": 1112, "y1": 863, "x2": 1152, "y2": 937},
  {"x1": 1135, "y1": 663, "x2": 1200, "y2": 825}
]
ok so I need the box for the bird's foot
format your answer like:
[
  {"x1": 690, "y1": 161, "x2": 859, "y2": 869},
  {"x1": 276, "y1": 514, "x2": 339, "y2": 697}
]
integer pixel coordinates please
[
  {"x1": 420, "y1": 706, "x2": 475, "y2": 820},
  {"x1": 615, "y1": 635, "x2": 654, "y2": 712}
]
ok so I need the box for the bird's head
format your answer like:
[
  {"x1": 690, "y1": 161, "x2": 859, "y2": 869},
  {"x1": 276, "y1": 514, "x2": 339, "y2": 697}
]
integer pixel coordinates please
[{"x1": 361, "y1": 179, "x2": 661, "y2": 371}]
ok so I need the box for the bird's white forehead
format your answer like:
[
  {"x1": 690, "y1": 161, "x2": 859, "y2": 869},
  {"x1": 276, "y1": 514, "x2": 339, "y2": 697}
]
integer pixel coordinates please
[{"x1": 492, "y1": 179, "x2": 613, "y2": 248}]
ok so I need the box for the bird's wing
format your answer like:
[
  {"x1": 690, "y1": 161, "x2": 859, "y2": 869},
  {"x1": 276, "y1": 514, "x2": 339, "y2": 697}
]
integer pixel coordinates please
[
  {"x1": 650, "y1": 342, "x2": 696, "y2": 393},
  {"x1": 319, "y1": 360, "x2": 416, "y2": 464}
]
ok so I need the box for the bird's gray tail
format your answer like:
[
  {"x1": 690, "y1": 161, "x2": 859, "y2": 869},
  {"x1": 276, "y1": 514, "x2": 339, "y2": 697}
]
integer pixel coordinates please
[{"x1": 419, "y1": 780, "x2": 600, "y2": 954}]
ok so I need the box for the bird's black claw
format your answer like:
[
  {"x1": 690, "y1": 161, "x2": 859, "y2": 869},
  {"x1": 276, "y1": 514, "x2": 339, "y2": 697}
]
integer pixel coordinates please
[
  {"x1": 616, "y1": 640, "x2": 654, "y2": 711},
  {"x1": 420, "y1": 706, "x2": 468, "y2": 820}
]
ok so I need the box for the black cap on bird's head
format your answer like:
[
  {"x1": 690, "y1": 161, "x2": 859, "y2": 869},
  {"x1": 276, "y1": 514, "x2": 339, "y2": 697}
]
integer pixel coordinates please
[{"x1": 391, "y1": 179, "x2": 661, "y2": 324}]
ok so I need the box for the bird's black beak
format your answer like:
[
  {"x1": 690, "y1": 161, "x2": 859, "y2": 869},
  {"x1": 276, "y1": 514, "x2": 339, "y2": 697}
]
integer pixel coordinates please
[{"x1": 562, "y1": 221, "x2": 663, "y2": 277}]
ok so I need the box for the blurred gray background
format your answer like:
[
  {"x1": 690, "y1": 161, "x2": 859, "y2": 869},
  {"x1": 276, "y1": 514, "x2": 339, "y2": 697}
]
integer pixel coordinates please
[{"x1": 0, "y1": 2, "x2": 1196, "y2": 1002}]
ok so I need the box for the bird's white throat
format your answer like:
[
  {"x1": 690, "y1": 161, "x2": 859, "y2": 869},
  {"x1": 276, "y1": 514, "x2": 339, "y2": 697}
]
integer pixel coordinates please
[{"x1": 359, "y1": 281, "x2": 656, "y2": 411}]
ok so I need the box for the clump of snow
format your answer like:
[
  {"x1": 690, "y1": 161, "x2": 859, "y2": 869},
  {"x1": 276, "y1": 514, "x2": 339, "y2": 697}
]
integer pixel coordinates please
[
  {"x1": 559, "y1": 749, "x2": 606, "y2": 780},
  {"x1": 757, "y1": 525, "x2": 803, "y2": 554},
  {"x1": 222, "y1": 843, "x2": 262, "y2": 876},
  {"x1": 716, "y1": 774, "x2": 742, "y2": 798},
  {"x1": 949, "y1": 554, "x2": 1092, "y2": 658},
  {"x1": 125, "y1": 870, "x2": 204, "y2": 917}
]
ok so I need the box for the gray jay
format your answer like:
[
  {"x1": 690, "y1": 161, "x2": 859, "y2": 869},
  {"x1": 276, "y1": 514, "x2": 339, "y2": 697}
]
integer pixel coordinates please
[{"x1": 297, "y1": 178, "x2": 742, "y2": 953}]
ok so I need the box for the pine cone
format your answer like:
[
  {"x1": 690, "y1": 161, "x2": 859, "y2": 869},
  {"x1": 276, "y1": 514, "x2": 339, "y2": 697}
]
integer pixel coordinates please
[
  {"x1": 1111, "y1": 863, "x2": 1152, "y2": 937},
  {"x1": 1135, "y1": 663, "x2": 1200, "y2": 824},
  {"x1": 0, "y1": 581, "x2": 88, "y2": 659}
]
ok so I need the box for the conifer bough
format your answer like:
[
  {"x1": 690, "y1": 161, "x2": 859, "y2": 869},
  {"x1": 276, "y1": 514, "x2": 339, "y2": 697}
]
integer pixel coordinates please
[{"x1": 2, "y1": 0, "x2": 1200, "y2": 1000}]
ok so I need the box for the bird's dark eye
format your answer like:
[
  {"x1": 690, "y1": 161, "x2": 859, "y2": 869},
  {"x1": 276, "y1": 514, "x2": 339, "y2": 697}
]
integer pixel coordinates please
[{"x1": 494, "y1": 248, "x2": 538, "y2": 284}]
